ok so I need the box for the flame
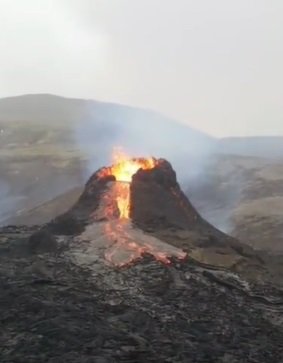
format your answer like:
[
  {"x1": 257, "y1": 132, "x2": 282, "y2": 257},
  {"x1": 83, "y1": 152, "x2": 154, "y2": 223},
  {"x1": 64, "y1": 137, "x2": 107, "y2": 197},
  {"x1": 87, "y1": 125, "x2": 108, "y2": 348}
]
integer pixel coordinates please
[
  {"x1": 111, "y1": 150, "x2": 155, "y2": 219},
  {"x1": 99, "y1": 148, "x2": 157, "y2": 219},
  {"x1": 111, "y1": 147, "x2": 156, "y2": 183}
]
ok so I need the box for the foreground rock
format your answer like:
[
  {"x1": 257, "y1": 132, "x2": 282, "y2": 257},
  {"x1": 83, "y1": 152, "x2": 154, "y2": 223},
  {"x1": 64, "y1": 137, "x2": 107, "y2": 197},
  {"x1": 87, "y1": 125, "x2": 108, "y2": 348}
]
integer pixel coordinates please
[{"x1": 1, "y1": 226, "x2": 283, "y2": 362}]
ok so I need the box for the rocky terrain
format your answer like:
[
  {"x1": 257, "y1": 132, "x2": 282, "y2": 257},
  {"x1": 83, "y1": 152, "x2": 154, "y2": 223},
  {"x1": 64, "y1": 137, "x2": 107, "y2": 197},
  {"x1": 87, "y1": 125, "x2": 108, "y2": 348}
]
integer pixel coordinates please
[{"x1": 1, "y1": 159, "x2": 283, "y2": 362}]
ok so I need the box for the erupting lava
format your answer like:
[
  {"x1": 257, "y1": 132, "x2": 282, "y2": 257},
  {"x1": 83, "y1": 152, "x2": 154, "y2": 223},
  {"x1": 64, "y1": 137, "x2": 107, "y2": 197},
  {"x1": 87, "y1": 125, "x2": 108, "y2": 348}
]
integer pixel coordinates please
[{"x1": 99, "y1": 149, "x2": 157, "y2": 219}]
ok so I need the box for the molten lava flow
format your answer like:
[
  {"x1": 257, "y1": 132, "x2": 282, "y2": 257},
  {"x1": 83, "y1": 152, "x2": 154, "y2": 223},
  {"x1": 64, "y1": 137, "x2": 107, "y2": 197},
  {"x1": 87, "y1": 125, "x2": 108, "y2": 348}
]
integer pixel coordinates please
[{"x1": 116, "y1": 183, "x2": 130, "y2": 219}]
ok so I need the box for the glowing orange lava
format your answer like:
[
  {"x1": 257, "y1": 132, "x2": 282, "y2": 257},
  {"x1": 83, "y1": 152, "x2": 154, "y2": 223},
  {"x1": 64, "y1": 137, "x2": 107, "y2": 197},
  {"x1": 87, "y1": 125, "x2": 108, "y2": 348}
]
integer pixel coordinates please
[
  {"x1": 111, "y1": 149, "x2": 156, "y2": 183},
  {"x1": 100, "y1": 148, "x2": 157, "y2": 219}
]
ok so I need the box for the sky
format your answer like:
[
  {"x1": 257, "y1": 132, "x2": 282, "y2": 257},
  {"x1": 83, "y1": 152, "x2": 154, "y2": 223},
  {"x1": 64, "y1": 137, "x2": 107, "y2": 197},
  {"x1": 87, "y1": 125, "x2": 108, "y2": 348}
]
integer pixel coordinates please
[{"x1": 0, "y1": 0, "x2": 282, "y2": 137}]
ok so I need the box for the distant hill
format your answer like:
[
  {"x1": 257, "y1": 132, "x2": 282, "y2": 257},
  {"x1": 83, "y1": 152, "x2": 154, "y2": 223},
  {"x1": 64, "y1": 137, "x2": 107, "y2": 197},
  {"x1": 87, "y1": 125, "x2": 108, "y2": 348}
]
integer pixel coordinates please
[
  {"x1": 218, "y1": 136, "x2": 283, "y2": 159},
  {"x1": 0, "y1": 94, "x2": 214, "y2": 162},
  {"x1": 2, "y1": 94, "x2": 283, "y2": 161}
]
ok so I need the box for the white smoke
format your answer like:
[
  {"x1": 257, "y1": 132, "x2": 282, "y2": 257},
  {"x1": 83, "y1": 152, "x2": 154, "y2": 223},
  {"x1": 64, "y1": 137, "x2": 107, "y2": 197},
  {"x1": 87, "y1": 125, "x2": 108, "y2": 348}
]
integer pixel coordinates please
[{"x1": 73, "y1": 100, "x2": 217, "y2": 187}]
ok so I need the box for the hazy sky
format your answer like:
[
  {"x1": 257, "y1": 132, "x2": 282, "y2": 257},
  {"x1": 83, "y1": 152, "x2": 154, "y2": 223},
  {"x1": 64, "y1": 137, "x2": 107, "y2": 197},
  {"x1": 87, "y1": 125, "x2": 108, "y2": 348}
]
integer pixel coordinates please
[{"x1": 0, "y1": 0, "x2": 282, "y2": 136}]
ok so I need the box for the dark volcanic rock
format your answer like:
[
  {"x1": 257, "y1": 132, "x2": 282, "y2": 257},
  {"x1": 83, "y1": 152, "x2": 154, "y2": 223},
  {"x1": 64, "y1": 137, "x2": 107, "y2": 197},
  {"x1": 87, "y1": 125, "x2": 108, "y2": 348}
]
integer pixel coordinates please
[
  {"x1": 48, "y1": 214, "x2": 85, "y2": 235},
  {"x1": 28, "y1": 229, "x2": 58, "y2": 253},
  {"x1": 1, "y1": 232, "x2": 283, "y2": 363},
  {"x1": 47, "y1": 170, "x2": 116, "y2": 233},
  {"x1": 130, "y1": 159, "x2": 203, "y2": 230}
]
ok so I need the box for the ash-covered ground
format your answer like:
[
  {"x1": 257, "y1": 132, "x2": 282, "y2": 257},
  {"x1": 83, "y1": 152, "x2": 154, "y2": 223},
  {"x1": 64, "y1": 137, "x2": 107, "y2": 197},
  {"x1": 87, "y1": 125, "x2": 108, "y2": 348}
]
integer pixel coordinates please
[{"x1": 1, "y1": 159, "x2": 283, "y2": 362}]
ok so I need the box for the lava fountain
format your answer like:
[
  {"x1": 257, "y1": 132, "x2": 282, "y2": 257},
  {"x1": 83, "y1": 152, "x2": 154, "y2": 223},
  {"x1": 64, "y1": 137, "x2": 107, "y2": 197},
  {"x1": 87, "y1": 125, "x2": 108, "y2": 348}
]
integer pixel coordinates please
[{"x1": 97, "y1": 148, "x2": 158, "y2": 220}]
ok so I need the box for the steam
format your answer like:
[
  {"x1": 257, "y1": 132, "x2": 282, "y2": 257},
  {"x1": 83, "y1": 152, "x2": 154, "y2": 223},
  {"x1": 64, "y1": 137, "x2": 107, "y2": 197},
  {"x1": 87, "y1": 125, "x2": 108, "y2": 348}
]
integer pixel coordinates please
[
  {"x1": 0, "y1": 179, "x2": 25, "y2": 224},
  {"x1": 74, "y1": 101, "x2": 217, "y2": 186},
  {"x1": 186, "y1": 157, "x2": 245, "y2": 234}
]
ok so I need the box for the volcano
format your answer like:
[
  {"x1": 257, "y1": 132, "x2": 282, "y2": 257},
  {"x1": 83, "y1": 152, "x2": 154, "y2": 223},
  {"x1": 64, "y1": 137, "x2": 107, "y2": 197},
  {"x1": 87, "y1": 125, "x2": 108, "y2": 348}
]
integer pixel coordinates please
[
  {"x1": 49, "y1": 155, "x2": 201, "y2": 227},
  {"x1": 2, "y1": 152, "x2": 283, "y2": 362},
  {"x1": 44, "y1": 152, "x2": 237, "y2": 268}
]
